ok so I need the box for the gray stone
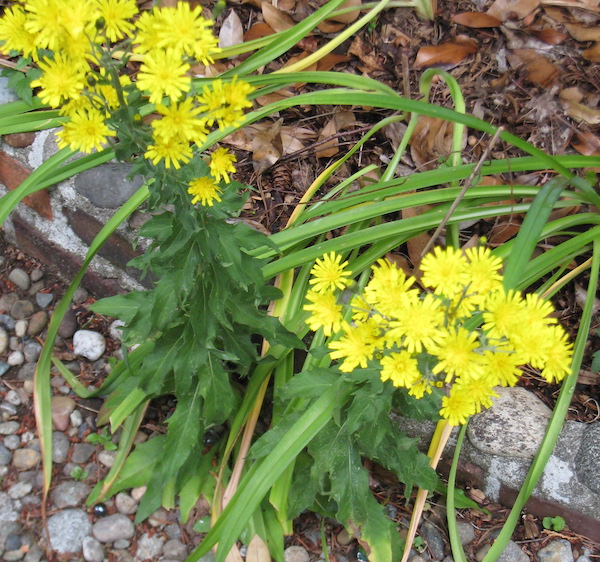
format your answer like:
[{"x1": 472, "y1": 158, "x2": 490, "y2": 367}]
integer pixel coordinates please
[
  {"x1": 497, "y1": 540, "x2": 529, "y2": 562},
  {"x1": 23, "y1": 341, "x2": 42, "y2": 363},
  {"x1": 10, "y1": 300, "x2": 34, "y2": 320},
  {"x1": 537, "y1": 539, "x2": 574, "y2": 562},
  {"x1": 27, "y1": 311, "x2": 48, "y2": 336},
  {"x1": 73, "y1": 287, "x2": 89, "y2": 304},
  {"x1": 12, "y1": 449, "x2": 41, "y2": 470},
  {"x1": 4, "y1": 435, "x2": 20, "y2": 449},
  {"x1": 420, "y1": 521, "x2": 445, "y2": 560},
  {"x1": 1, "y1": 402, "x2": 18, "y2": 416},
  {"x1": 28, "y1": 281, "x2": 44, "y2": 296},
  {"x1": 70, "y1": 409, "x2": 83, "y2": 427},
  {"x1": 0, "y1": 326, "x2": 8, "y2": 354},
  {"x1": 51, "y1": 481, "x2": 90, "y2": 509},
  {"x1": 17, "y1": 363, "x2": 36, "y2": 381},
  {"x1": 0, "y1": 443, "x2": 12, "y2": 465},
  {"x1": 0, "y1": 421, "x2": 20, "y2": 435},
  {"x1": 456, "y1": 521, "x2": 475, "y2": 545},
  {"x1": 46, "y1": 509, "x2": 92, "y2": 554},
  {"x1": 30, "y1": 269, "x2": 44, "y2": 282},
  {"x1": 82, "y1": 536, "x2": 104, "y2": 562},
  {"x1": 73, "y1": 330, "x2": 106, "y2": 361},
  {"x1": 136, "y1": 532, "x2": 165, "y2": 559},
  {"x1": 115, "y1": 492, "x2": 138, "y2": 515},
  {"x1": 74, "y1": 162, "x2": 145, "y2": 209},
  {"x1": 5, "y1": 390, "x2": 21, "y2": 406},
  {"x1": 8, "y1": 480, "x2": 33, "y2": 499},
  {"x1": 0, "y1": 77, "x2": 19, "y2": 103},
  {"x1": 468, "y1": 387, "x2": 551, "y2": 459},
  {"x1": 162, "y1": 539, "x2": 188, "y2": 560},
  {"x1": 113, "y1": 539, "x2": 130, "y2": 549},
  {"x1": 72, "y1": 443, "x2": 95, "y2": 464},
  {"x1": 23, "y1": 544, "x2": 43, "y2": 562},
  {"x1": 0, "y1": 360, "x2": 9, "y2": 376},
  {"x1": 35, "y1": 292, "x2": 54, "y2": 309},
  {"x1": 52, "y1": 431, "x2": 71, "y2": 463},
  {"x1": 575, "y1": 422, "x2": 600, "y2": 494},
  {"x1": 7, "y1": 350, "x2": 24, "y2": 366},
  {"x1": 3, "y1": 549, "x2": 25, "y2": 561},
  {"x1": 92, "y1": 513, "x2": 135, "y2": 542},
  {"x1": 0, "y1": 313, "x2": 16, "y2": 330},
  {"x1": 52, "y1": 396, "x2": 76, "y2": 431},
  {"x1": 284, "y1": 546, "x2": 310, "y2": 562},
  {"x1": 58, "y1": 309, "x2": 78, "y2": 338},
  {"x1": 0, "y1": 492, "x2": 19, "y2": 522},
  {"x1": 98, "y1": 449, "x2": 117, "y2": 467},
  {"x1": 5, "y1": 533, "x2": 22, "y2": 550},
  {"x1": 8, "y1": 268, "x2": 30, "y2": 290}
]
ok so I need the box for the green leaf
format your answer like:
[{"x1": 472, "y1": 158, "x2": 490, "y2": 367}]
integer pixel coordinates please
[
  {"x1": 281, "y1": 369, "x2": 340, "y2": 400},
  {"x1": 591, "y1": 350, "x2": 600, "y2": 374}
]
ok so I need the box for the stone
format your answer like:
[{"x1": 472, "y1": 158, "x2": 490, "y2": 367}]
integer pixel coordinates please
[
  {"x1": 131, "y1": 486, "x2": 147, "y2": 502},
  {"x1": 23, "y1": 341, "x2": 42, "y2": 363},
  {"x1": 284, "y1": 545, "x2": 310, "y2": 562},
  {"x1": 73, "y1": 330, "x2": 106, "y2": 361},
  {"x1": 2, "y1": 549, "x2": 25, "y2": 561},
  {"x1": 15, "y1": 320, "x2": 27, "y2": 337},
  {"x1": 148, "y1": 507, "x2": 168, "y2": 527},
  {"x1": 575, "y1": 422, "x2": 600, "y2": 494},
  {"x1": 0, "y1": 421, "x2": 20, "y2": 435},
  {"x1": 0, "y1": 326, "x2": 8, "y2": 354},
  {"x1": 135, "y1": 532, "x2": 165, "y2": 560},
  {"x1": 8, "y1": 480, "x2": 33, "y2": 499},
  {"x1": 4, "y1": 132, "x2": 36, "y2": 148},
  {"x1": 420, "y1": 521, "x2": 445, "y2": 560},
  {"x1": 10, "y1": 300, "x2": 34, "y2": 320},
  {"x1": 8, "y1": 268, "x2": 30, "y2": 290},
  {"x1": 0, "y1": 295, "x2": 19, "y2": 315},
  {"x1": 336, "y1": 528, "x2": 352, "y2": 546},
  {"x1": 30, "y1": 269, "x2": 44, "y2": 282},
  {"x1": 5, "y1": 390, "x2": 21, "y2": 406},
  {"x1": 52, "y1": 396, "x2": 76, "y2": 431},
  {"x1": 0, "y1": 491, "x2": 19, "y2": 522},
  {"x1": 4, "y1": 434, "x2": 20, "y2": 449},
  {"x1": 70, "y1": 409, "x2": 83, "y2": 427},
  {"x1": 46, "y1": 509, "x2": 92, "y2": 554},
  {"x1": 82, "y1": 536, "x2": 105, "y2": 562},
  {"x1": 456, "y1": 521, "x2": 476, "y2": 545},
  {"x1": 7, "y1": 350, "x2": 24, "y2": 366},
  {"x1": 51, "y1": 481, "x2": 91, "y2": 509},
  {"x1": 108, "y1": 320, "x2": 125, "y2": 341},
  {"x1": 12, "y1": 449, "x2": 41, "y2": 470},
  {"x1": 497, "y1": 540, "x2": 529, "y2": 562},
  {"x1": 72, "y1": 443, "x2": 95, "y2": 464},
  {"x1": 468, "y1": 387, "x2": 551, "y2": 458},
  {"x1": 115, "y1": 492, "x2": 138, "y2": 515},
  {"x1": 35, "y1": 292, "x2": 54, "y2": 309},
  {"x1": 92, "y1": 513, "x2": 135, "y2": 542},
  {"x1": 537, "y1": 539, "x2": 574, "y2": 562},
  {"x1": 52, "y1": 431, "x2": 71, "y2": 463},
  {"x1": 162, "y1": 539, "x2": 188, "y2": 560},
  {"x1": 0, "y1": 443, "x2": 12, "y2": 465},
  {"x1": 1, "y1": 402, "x2": 18, "y2": 416},
  {"x1": 73, "y1": 287, "x2": 89, "y2": 304},
  {"x1": 5, "y1": 533, "x2": 22, "y2": 550},
  {"x1": 17, "y1": 363, "x2": 36, "y2": 381},
  {"x1": 27, "y1": 311, "x2": 48, "y2": 336},
  {"x1": 0, "y1": 360, "x2": 10, "y2": 376},
  {"x1": 23, "y1": 544, "x2": 43, "y2": 562},
  {"x1": 113, "y1": 539, "x2": 130, "y2": 549},
  {"x1": 74, "y1": 162, "x2": 145, "y2": 209},
  {"x1": 28, "y1": 280, "x2": 44, "y2": 296},
  {"x1": 98, "y1": 449, "x2": 117, "y2": 467},
  {"x1": 58, "y1": 309, "x2": 78, "y2": 338}
]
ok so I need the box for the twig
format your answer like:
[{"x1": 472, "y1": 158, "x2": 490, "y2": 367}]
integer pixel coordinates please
[{"x1": 420, "y1": 127, "x2": 504, "y2": 258}]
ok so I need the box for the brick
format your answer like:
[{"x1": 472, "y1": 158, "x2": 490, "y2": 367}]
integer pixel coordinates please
[{"x1": 4, "y1": 132, "x2": 36, "y2": 148}]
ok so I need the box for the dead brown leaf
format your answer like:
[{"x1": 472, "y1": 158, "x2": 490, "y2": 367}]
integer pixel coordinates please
[
  {"x1": 327, "y1": 0, "x2": 362, "y2": 23},
  {"x1": 414, "y1": 37, "x2": 477, "y2": 69},
  {"x1": 487, "y1": 0, "x2": 541, "y2": 21},
  {"x1": 564, "y1": 23, "x2": 600, "y2": 41},
  {"x1": 403, "y1": 206, "x2": 432, "y2": 264},
  {"x1": 274, "y1": 0, "x2": 296, "y2": 11},
  {"x1": 488, "y1": 219, "x2": 522, "y2": 245},
  {"x1": 409, "y1": 115, "x2": 466, "y2": 169},
  {"x1": 317, "y1": 53, "x2": 351, "y2": 71},
  {"x1": 571, "y1": 131, "x2": 600, "y2": 155},
  {"x1": 261, "y1": 2, "x2": 295, "y2": 32},
  {"x1": 317, "y1": 20, "x2": 346, "y2": 33},
  {"x1": 582, "y1": 41, "x2": 600, "y2": 61},
  {"x1": 348, "y1": 35, "x2": 386, "y2": 71},
  {"x1": 253, "y1": 119, "x2": 284, "y2": 173},
  {"x1": 510, "y1": 49, "x2": 559, "y2": 87},
  {"x1": 451, "y1": 12, "x2": 502, "y2": 27},
  {"x1": 530, "y1": 27, "x2": 569, "y2": 43},
  {"x1": 243, "y1": 22, "x2": 276, "y2": 42},
  {"x1": 316, "y1": 110, "x2": 356, "y2": 158},
  {"x1": 219, "y1": 10, "x2": 244, "y2": 48},
  {"x1": 254, "y1": 88, "x2": 295, "y2": 106},
  {"x1": 560, "y1": 99, "x2": 600, "y2": 124}
]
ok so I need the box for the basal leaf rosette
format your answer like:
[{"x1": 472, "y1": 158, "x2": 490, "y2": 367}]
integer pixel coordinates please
[
  {"x1": 0, "y1": 0, "x2": 254, "y2": 208},
  {"x1": 304, "y1": 248, "x2": 573, "y2": 426}
]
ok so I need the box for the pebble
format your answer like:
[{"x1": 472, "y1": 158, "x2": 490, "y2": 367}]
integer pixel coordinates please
[
  {"x1": 148, "y1": 507, "x2": 168, "y2": 527},
  {"x1": 58, "y1": 309, "x2": 78, "y2": 338},
  {"x1": 0, "y1": 360, "x2": 10, "y2": 376},
  {"x1": 27, "y1": 311, "x2": 48, "y2": 336},
  {"x1": 92, "y1": 513, "x2": 135, "y2": 542},
  {"x1": 7, "y1": 351, "x2": 24, "y2": 366},
  {"x1": 11, "y1": 300, "x2": 34, "y2": 320},
  {"x1": 136, "y1": 532, "x2": 164, "y2": 560},
  {"x1": 108, "y1": 320, "x2": 125, "y2": 341},
  {"x1": 456, "y1": 521, "x2": 476, "y2": 545},
  {"x1": 162, "y1": 539, "x2": 188, "y2": 560},
  {"x1": 9, "y1": 336, "x2": 20, "y2": 350},
  {"x1": 14, "y1": 320, "x2": 28, "y2": 338},
  {"x1": 82, "y1": 536, "x2": 105, "y2": 562},
  {"x1": 284, "y1": 545, "x2": 310, "y2": 562},
  {"x1": 4, "y1": 434, "x2": 21, "y2": 449},
  {"x1": 8, "y1": 268, "x2": 31, "y2": 290},
  {"x1": 51, "y1": 481, "x2": 91, "y2": 509},
  {"x1": 17, "y1": 363, "x2": 36, "y2": 381},
  {"x1": 115, "y1": 492, "x2": 138, "y2": 515},
  {"x1": 73, "y1": 286, "x2": 89, "y2": 304},
  {"x1": 51, "y1": 396, "x2": 76, "y2": 431},
  {"x1": 114, "y1": 538, "x2": 130, "y2": 549},
  {"x1": 131, "y1": 486, "x2": 147, "y2": 502},
  {"x1": 30, "y1": 268, "x2": 44, "y2": 282},
  {"x1": 0, "y1": 313, "x2": 16, "y2": 330},
  {"x1": 0, "y1": 326, "x2": 9, "y2": 353},
  {"x1": 47, "y1": 508, "x2": 92, "y2": 554},
  {"x1": 1, "y1": 402, "x2": 18, "y2": 417},
  {"x1": 35, "y1": 292, "x2": 54, "y2": 309},
  {"x1": 0, "y1": 491, "x2": 19, "y2": 522},
  {"x1": 52, "y1": 431, "x2": 71, "y2": 463},
  {"x1": 0, "y1": 443, "x2": 12, "y2": 464},
  {"x1": 4, "y1": 131, "x2": 36, "y2": 148},
  {"x1": 73, "y1": 330, "x2": 106, "y2": 361},
  {"x1": 98, "y1": 449, "x2": 117, "y2": 467},
  {"x1": 0, "y1": 421, "x2": 20, "y2": 434},
  {"x1": 3, "y1": 550, "x2": 25, "y2": 561},
  {"x1": 420, "y1": 521, "x2": 445, "y2": 560},
  {"x1": 5, "y1": 390, "x2": 21, "y2": 406},
  {"x1": 72, "y1": 443, "x2": 95, "y2": 464},
  {"x1": 8, "y1": 480, "x2": 33, "y2": 499},
  {"x1": 5, "y1": 534, "x2": 22, "y2": 550},
  {"x1": 23, "y1": 341, "x2": 42, "y2": 363},
  {"x1": 28, "y1": 281, "x2": 44, "y2": 296},
  {"x1": 537, "y1": 539, "x2": 575, "y2": 562},
  {"x1": 12, "y1": 449, "x2": 41, "y2": 470},
  {"x1": 70, "y1": 409, "x2": 83, "y2": 427}
]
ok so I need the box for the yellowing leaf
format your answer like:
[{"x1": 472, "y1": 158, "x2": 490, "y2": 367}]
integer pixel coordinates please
[{"x1": 245, "y1": 535, "x2": 271, "y2": 562}]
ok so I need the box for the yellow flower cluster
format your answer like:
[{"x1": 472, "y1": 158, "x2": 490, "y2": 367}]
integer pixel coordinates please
[
  {"x1": 304, "y1": 248, "x2": 573, "y2": 426},
  {"x1": 0, "y1": 0, "x2": 255, "y2": 204}
]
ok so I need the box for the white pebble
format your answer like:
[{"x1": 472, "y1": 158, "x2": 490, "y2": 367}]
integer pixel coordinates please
[
  {"x1": 14, "y1": 320, "x2": 28, "y2": 338},
  {"x1": 98, "y1": 450, "x2": 117, "y2": 467},
  {"x1": 108, "y1": 320, "x2": 125, "y2": 341},
  {"x1": 70, "y1": 410, "x2": 83, "y2": 427},
  {"x1": 7, "y1": 351, "x2": 24, "y2": 366},
  {"x1": 73, "y1": 330, "x2": 106, "y2": 361},
  {"x1": 5, "y1": 390, "x2": 21, "y2": 406},
  {"x1": 131, "y1": 486, "x2": 146, "y2": 502}
]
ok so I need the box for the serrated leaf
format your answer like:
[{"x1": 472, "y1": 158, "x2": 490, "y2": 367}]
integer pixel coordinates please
[{"x1": 281, "y1": 369, "x2": 340, "y2": 400}]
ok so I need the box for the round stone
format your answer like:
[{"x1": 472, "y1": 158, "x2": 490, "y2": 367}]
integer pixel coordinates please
[
  {"x1": 7, "y1": 351, "x2": 24, "y2": 366},
  {"x1": 12, "y1": 449, "x2": 41, "y2": 470},
  {"x1": 0, "y1": 326, "x2": 9, "y2": 354},
  {"x1": 82, "y1": 536, "x2": 104, "y2": 562},
  {"x1": 284, "y1": 545, "x2": 310, "y2": 562},
  {"x1": 0, "y1": 313, "x2": 16, "y2": 330},
  {"x1": 27, "y1": 311, "x2": 48, "y2": 336},
  {"x1": 115, "y1": 492, "x2": 138, "y2": 515},
  {"x1": 73, "y1": 330, "x2": 106, "y2": 361},
  {"x1": 14, "y1": 321, "x2": 27, "y2": 338},
  {"x1": 0, "y1": 421, "x2": 20, "y2": 435},
  {"x1": 3, "y1": 435, "x2": 20, "y2": 450},
  {"x1": 8, "y1": 480, "x2": 33, "y2": 499},
  {"x1": 5, "y1": 390, "x2": 21, "y2": 406},
  {"x1": 537, "y1": 539, "x2": 575, "y2": 562},
  {"x1": 135, "y1": 533, "x2": 164, "y2": 560},
  {"x1": 8, "y1": 268, "x2": 30, "y2": 291},
  {"x1": 92, "y1": 513, "x2": 135, "y2": 542},
  {"x1": 163, "y1": 539, "x2": 188, "y2": 560},
  {"x1": 23, "y1": 341, "x2": 42, "y2": 363},
  {"x1": 46, "y1": 509, "x2": 92, "y2": 554},
  {"x1": 35, "y1": 292, "x2": 54, "y2": 309},
  {"x1": 58, "y1": 309, "x2": 78, "y2": 338},
  {"x1": 51, "y1": 396, "x2": 76, "y2": 431},
  {"x1": 51, "y1": 481, "x2": 91, "y2": 509},
  {"x1": 52, "y1": 431, "x2": 71, "y2": 463},
  {"x1": 30, "y1": 269, "x2": 44, "y2": 282},
  {"x1": 0, "y1": 443, "x2": 13, "y2": 464},
  {"x1": 10, "y1": 300, "x2": 34, "y2": 320}
]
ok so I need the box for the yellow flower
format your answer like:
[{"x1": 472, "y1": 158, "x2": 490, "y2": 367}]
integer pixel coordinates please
[
  {"x1": 464, "y1": 246, "x2": 503, "y2": 302},
  {"x1": 510, "y1": 323, "x2": 553, "y2": 370},
  {"x1": 408, "y1": 380, "x2": 433, "y2": 399},
  {"x1": 135, "y1": 48, "x2": 190, "y2": 104},
  {"x1": 480, "y1": 345, "x2": 522, "y2": 387},
  {"x1": 133, "y1": 9, "x2": 166, "y2": 53},
  {"x1": 420, "y1": 246, "x2": 470, "y2": 297},
  {"x1": 539, "y1": 325, "x2": 573, "y2": 383},
  {"x1": 197, "y1": 77, "x2": 254, "y2": 130},
  {"x1": 187, "y1": 177, "x2": 222, "y2": 207},
  {"x1": 453, "y1": 377, "x2": 498, "y2": 413},
  {"x1": 440, "y1": 388, "x2": 477, "y2": 426},
  {"x1": 145, "y1": 136, "x2": 192, "y2": 169},
  {"x1": 56, "y1": 108, "x2": 115, "y2": 152},
  {"x1": 380, "y1": 351, "x2": 421, "y2": 388},
  {"x1": 430, "y1": 327, "x2": 484, "y2": 382},
  {"x1": 363, "y1": 258, "x2": 417, "y2": 318},
  {"x1": 0, "y1": 5, "x2": 38, "y2": 59},
  {"x1": 30, "y1": 53, "x2": 86, "y2": 107},
  {"x1": 482, "y1": 288, "x2": 526, "y2": 340},
  {"x1": 329, "y1": 320, "x2": 380, "y2": 372},
  {"x1": 96, "y1": 0, "x2": 138, "y2": 42},
  {"x1": 303, "y1": 289, "x2": 343, "y2": 337},
  {"x1": 152, "y1": 98, "x2": 206, "y2": 143},
  {"x1": 309, "y1": 252, "x2": 352, "y2": 294},
  {"x1": 209, "y1": 147, "x2": 237, "y2": 184},
  {"x1": 94, "y1": 74, "x2": 132, "y2": 112},
  {"x1": 223, "y1": 77, "x2": 255, "y2": 111},
  {"x1": 522, "y1": 293, "x2": 558, "y2": 326}
]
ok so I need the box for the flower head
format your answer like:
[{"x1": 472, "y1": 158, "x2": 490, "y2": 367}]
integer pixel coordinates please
[
  {"x1": 430, "y1": 327, "x2": 484, "y2": 382},
  {"x1": 303, "y1": 289, "x2": 343, "y2": 337},
  {"x1": 420, "y1": 246, "x2": 470, "y2": 297},
  {"x1": 309, "y1": 252, "x2": 352, "y2": 294},
  {"x1": 96, "y1": 0, "x2": 138, "y2": 42},
  {"x1": 136, "y1": 48, "x2": 191, "y2": 104},
  {"x1": 152, "y1": 98, "x2": 206, "y2": 143},
  {"x1": 329, "y1": 319, "x2": 381, "y2": 372},
  {"x1": 363, "y1": 258, "x2": 417, "y2": 318},
  {"x1": 30, "y1": 53, "x2": 86, "y2": 107},
  {"x1": 145, "y1": 136, "x2": 192, "y2": 169},
  {"x1": 187, "y1": 176, "x2": 222, "y2": 207},
  {"x1": 380, "y1": 351, "x2": 421, "y2": 388},
  {"x1": 209, "y1": 147, "x2": 237, "y2": 184},
  {"x1": 56, "y1": 108, "x2": 115, "y2": 152},
  {"x1": 0, "y1": 5, "x2": 38, "y2": 59},
  {"x1": 440, "y1": 388, "x2": 477, "y2": 426}
]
